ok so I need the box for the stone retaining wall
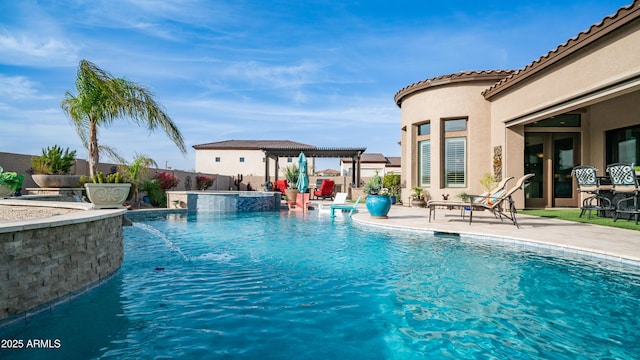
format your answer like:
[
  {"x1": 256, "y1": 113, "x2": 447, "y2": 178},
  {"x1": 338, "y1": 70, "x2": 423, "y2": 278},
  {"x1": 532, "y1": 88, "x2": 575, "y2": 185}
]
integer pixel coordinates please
[{"x1": 0, "y1": 204, "x2": 125, "y2": 322}]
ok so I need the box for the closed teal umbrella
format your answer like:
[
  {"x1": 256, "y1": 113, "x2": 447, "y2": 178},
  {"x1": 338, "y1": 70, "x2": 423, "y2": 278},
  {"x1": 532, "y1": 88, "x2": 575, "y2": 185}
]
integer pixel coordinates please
[{"x1": 296, "y1": 152, "x2": 309, "y2": 193}]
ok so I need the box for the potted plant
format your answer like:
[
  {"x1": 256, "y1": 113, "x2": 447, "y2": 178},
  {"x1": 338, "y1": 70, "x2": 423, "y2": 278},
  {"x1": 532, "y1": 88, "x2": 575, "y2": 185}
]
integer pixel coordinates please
[
  {"x1": 383, "y1": 174, "x2": 401, "y2": 205},
  {"x1": 283, "y1": 165, "x2": 300, "y2": 203},
  {"x1": 364, "y1": 171, "x2": 392, "y2": 218},
  {"x1": 0, "y1": 166, "x2": 25, "y2": 197},
  {"x1": 139, "y1": 178, "x2": 165, "y2": 207},
  {"x1": 84, "y1": 171, "x2": 131, "y2": 209},
  {"x1": 30, "y1": 145, "x2": 81, "y2": 188},
  {"x1": 410, "y1": 187, "x2": 426, "y2": 208}
]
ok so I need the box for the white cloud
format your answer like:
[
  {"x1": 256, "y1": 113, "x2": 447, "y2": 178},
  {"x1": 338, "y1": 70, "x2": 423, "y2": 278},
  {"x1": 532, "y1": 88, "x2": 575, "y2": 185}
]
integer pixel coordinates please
[
  {"x1": 0, "y1": 31, "x2": 78, "y2": 66},
  {"x1": 0, "y1": 75, "x2": 52, "y2": 100}
]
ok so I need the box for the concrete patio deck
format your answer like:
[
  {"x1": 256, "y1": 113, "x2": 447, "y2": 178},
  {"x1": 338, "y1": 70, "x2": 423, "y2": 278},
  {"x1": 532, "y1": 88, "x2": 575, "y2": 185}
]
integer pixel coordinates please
[{"x1": 342, "y1": 203, "x2": 640, "y2": 266}]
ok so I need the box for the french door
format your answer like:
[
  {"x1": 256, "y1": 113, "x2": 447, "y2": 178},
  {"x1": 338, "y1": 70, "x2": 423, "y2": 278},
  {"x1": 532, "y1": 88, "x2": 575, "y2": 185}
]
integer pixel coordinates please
[{"x1": 524, "y1": 133, "x2": 580, "y2": 208}]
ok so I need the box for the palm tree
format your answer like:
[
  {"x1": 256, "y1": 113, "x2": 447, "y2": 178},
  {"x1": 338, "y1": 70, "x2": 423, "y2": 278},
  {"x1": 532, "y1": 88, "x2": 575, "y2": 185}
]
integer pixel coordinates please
[
  {"x1": 120, "y1": 154, "x2": 158, "y2": 204},
  {"x1": 61, "y1": 59, "x2": 186, "y2": 178}
]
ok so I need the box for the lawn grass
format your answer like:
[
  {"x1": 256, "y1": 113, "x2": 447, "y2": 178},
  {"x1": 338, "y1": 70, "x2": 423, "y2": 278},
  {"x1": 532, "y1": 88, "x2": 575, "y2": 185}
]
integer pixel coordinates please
[{"x1": 521, "y1": 209, "x2": 640, "y2": 231}]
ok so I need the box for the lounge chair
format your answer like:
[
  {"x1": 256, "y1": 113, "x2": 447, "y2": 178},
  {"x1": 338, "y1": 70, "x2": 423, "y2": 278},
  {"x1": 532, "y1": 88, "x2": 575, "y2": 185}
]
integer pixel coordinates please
[
  {"x1": 313, "y1": 179, "x2": 335, "y2": 200},
  {"x1": 332, "y1": 192, "x2": 348, "y2": 205},
  {"x1": 571, "y1": 165, "x2": 614, "y2": 219},
  {"x1": 330, "y1": 196, "x2": 362, "y2": 218},
  {"x1": 427, "y1": 174, "x2": 533, "y2": 228},
  {"x1": 427, "y1": 176, "x2": 514, "y2": 221}
]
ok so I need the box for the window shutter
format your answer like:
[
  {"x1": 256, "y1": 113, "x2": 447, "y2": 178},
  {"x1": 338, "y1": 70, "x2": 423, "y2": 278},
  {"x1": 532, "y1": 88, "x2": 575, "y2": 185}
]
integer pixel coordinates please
[
  {"x1": 445, "y1": 137, "x2": 466, "y2": 187},
  {"x1": 419, "y1": 140, "x2": 430, "y2": 186}
]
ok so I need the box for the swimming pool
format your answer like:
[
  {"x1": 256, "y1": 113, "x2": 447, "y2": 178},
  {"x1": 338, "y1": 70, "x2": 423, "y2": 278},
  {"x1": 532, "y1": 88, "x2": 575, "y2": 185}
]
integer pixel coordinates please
[{"x1": 2, "y1": 210, "x2": 640, "y2": 359}]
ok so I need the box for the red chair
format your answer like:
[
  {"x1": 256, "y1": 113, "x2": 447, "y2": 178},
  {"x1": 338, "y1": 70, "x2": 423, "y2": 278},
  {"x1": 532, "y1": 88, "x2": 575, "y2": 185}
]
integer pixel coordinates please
[
  {"x1": 313, "y1": 179, "x2": 335, "y2": 200},
  {"x1": 274, "y1": 180, "x2": 288, "y2": 193}
]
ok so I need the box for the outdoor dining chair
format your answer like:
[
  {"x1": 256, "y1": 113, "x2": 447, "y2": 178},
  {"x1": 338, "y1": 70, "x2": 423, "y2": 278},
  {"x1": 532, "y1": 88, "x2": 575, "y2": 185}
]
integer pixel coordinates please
[
  {"x1": 571, "y1": 165, "x2": 615, "y2": 219},
  {"x1": 607, "y1": 163, "x2": 640, "y2": 225}
]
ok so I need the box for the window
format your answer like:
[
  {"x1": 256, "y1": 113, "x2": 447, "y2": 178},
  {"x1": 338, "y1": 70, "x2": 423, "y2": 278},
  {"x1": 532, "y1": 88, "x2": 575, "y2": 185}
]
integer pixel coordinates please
[
  {"x1": 239, "y1": 157, "x2": 245, "y2": 163},
  {"x1": 445, "y1": 137, "x2": 466, "y2": 187},
  {"x1": 416, "y1": 121, "x2": 431, "y2": 186},
  {"x1": 215, "y1": 157, "x2": 220, "y2": 162},
  {"x1": 443, "y1": 118, "x2": 467, "y2": 187},
  {"x1": 607, "y1": 124, "x2": 640, "y2": 165},
  {"x1": 444, "y1": 119, "x2": 466, "y2": 132},
  {"x1": 287, "y1": 157, "x2": 292, "y2": 163},
  {"x1": 418, "y1": 123, "x2": 430, "y2": 135},
  {"x1": 419, "y1": 140, "x2": 431, "y2": 186}
]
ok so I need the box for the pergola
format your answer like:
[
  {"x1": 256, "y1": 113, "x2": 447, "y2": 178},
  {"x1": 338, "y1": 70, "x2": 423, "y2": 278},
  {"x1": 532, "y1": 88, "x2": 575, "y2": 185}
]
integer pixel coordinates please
[{"x1": 260, "y1": 146, "x2": 366, "y2": 187}]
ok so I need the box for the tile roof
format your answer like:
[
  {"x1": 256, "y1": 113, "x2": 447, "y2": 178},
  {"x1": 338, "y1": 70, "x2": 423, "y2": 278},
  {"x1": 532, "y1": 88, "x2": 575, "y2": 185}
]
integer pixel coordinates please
[
  {"x1": 394, "y1": 70, "x2": 514, "y2": 107},
  {"x1": 482, "y1": 1, "x2": 640, "y2": 99},
  {"x1": 386, "y1": 157, "x2": 401, "y2": 167},
  {"x1": 339, "y1": 153, "x2": 398, "y2": 164},
  {"x1": 193, "y1": 140, "x2": 315, "y2": 150}
]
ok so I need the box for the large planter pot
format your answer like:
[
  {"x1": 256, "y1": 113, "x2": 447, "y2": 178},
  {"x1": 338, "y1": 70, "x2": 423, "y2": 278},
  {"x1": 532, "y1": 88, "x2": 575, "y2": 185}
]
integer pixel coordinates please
[
  {"x1": 32, "y1": 174, "x2": 81, "y2": 188},
  {"x1": 0, "y1": 184, "x2": 15, "y2": 198},
  {"x1": 85, "y1": 183, "x2": 132, "y2": 209},
  {"x1": 411, "y1": 199, "x2": 426, "y2": 208},
  {"x1": 284, "y1": 188, "x2": 300, "y2": 203},
  {"x1": 365, "y1": 195, "x2": 392, "y2": 219}
]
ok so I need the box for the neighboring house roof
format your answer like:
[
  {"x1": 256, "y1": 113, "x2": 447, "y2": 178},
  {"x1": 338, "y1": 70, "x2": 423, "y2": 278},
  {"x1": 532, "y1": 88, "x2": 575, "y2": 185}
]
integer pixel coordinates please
[
  {"x1": 482, "y1": 1, "x2": 640, "y2": 99},
  {"x1": 386, "y1": 157, "x2": 401, "y2": 167},
  {"x1": 394, "y1": 70, "x2": 515, "y2": 107},
  {"x1": 193, "y1": 140, "x2": 315, "y2": 150},
  {"x1": 340, "y1": 153, "x2": 398, "y2": 164},
  {"x1": 316, "y1": 169, "x2": 340, "y2": 175}
]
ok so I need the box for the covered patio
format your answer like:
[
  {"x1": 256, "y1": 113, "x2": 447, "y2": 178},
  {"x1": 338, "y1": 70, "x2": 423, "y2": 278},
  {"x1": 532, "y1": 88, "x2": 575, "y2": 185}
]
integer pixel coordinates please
[{"x1": 260, "y1": 146, "x2": 366, "y2": 188}]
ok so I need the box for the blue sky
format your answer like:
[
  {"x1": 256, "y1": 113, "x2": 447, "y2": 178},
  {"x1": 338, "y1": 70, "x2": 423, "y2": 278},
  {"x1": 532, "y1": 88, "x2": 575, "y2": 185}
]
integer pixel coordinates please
[{"x1": 0, "y1": 0, "x2": 631, "y2": 171}]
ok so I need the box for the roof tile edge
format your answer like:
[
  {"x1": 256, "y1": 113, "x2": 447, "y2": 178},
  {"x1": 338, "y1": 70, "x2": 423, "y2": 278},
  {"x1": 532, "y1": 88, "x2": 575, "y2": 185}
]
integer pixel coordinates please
[
  {"x1": 482, "y1": 1, "x2": 640, "y2": 99},
  {"x1": 393, "y1": 70, "x2": 515, "y2": 107}
]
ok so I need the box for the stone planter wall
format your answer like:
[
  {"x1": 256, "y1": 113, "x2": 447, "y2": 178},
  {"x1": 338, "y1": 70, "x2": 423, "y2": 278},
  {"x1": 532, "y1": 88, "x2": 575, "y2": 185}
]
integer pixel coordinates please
[{"x1": 0, "y1": 204, "x2": 125, "y2": 323}]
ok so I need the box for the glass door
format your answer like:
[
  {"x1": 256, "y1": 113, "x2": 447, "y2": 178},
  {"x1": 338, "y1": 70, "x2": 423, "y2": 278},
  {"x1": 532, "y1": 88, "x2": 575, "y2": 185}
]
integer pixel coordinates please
[
  {"x1": 524, "y1": 133, "x2": 580, "y2": 208},
  {"x1": 552, "y1": 133, "x2": 579, "y2": 207},
  {"x1": 524, "y1": 135, "x2": 546, "y2": 208}
]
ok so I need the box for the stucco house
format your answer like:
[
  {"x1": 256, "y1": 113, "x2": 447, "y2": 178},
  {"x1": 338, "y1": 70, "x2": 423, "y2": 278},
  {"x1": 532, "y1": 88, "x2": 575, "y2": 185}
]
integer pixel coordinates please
[
  {"x1": 395, "y1": 1, "x2": 640, "y2": 208},
  {"x1": 193, "y1": 140, "x2": 316, "y2": 178}
]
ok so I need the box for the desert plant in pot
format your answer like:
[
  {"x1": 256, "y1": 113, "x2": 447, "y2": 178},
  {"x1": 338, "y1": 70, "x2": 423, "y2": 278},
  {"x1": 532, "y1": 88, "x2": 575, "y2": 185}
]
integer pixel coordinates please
[
  {"x1": 283, "y1": 165, "x2": 300, "y2": 203},
  {"x1": 30, "y1": 145, "x2": 81, "y2": 188},
  {"x1": 364, "y1": 171, "x2": 392, "y2": 218},
  {"x1": 0, "y1": 166, "x2": 25, "y2": 197},
  {"x1": 410, "y1": 187, "x2": 426, "y2": 208},
  {"x1": 84, "y1": 171, "x2": 131, "y2": 209}
]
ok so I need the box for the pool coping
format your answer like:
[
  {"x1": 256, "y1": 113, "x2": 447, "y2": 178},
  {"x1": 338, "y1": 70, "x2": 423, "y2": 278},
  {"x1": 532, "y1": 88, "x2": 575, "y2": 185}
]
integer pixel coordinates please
[
  {"x1": 0, "y1": 199, "x2": 127, "y2": 233},
  {"x1": 351, "y1": 205, "x2": 640, "y2": 269}
]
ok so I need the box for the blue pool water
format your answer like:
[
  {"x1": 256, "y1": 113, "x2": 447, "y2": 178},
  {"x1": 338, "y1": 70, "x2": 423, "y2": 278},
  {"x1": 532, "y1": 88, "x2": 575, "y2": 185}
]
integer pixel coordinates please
[{"x1": 2, "y1": 210, "x2": 640, "y2": 359}]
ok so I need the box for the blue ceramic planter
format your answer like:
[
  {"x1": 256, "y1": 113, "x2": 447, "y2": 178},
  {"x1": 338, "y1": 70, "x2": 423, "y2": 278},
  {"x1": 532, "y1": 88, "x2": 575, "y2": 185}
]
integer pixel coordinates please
[{"x1": 365, "y1": 195, "x2": 392, "y2": 218}]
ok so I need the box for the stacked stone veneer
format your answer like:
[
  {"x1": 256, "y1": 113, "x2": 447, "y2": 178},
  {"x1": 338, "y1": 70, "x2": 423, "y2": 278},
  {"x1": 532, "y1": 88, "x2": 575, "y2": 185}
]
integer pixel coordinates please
[
  {"x1": 0, "y1": 211, "x2": 124, "y2": 322},
  {"x1": 166, "y1": 191, "x2": 281, "y2": 212}
]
